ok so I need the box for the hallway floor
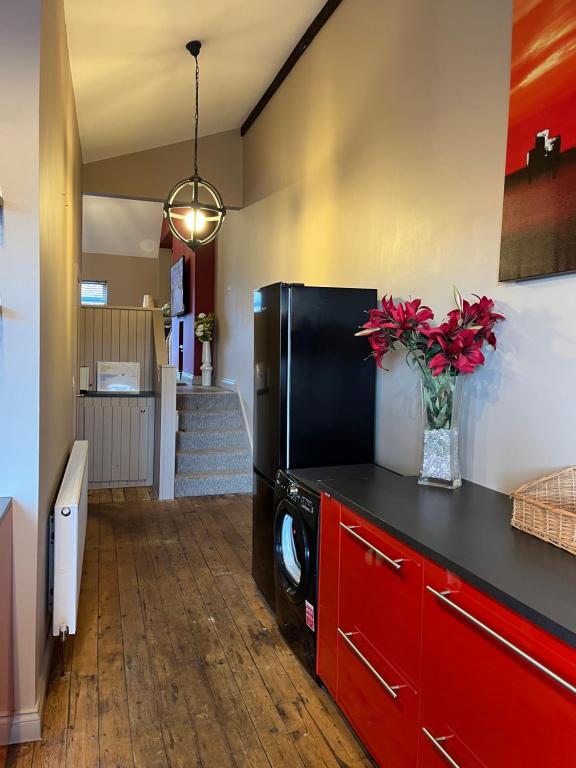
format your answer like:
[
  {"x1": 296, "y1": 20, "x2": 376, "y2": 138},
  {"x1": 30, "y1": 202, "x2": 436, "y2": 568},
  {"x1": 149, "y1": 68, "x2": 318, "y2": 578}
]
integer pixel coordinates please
[{"x1": 5, "y1": 490, "x2": 373, "y2": 767}]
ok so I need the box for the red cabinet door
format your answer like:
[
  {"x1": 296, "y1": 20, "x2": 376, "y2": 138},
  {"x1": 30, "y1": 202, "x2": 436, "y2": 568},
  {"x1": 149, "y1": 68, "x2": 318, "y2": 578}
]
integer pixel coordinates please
[
  {"x1": 421, "y1": 559, "x2": 576, "y2": 768},
  {"x1": 317, "y1": 493, "x2": 341, "y2": 695},
  {"x1": 338, "y1": 626, "x2": 419, "y2": 767},
  {"x1": 339, "y1": 505, "x2": 423, "y2": 687}
]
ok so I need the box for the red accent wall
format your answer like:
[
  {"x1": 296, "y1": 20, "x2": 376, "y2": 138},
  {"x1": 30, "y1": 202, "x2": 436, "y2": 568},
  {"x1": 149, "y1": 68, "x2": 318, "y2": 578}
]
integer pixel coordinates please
[{"x1": 170, "y1": 238, "x2": 216, "y2": 377}]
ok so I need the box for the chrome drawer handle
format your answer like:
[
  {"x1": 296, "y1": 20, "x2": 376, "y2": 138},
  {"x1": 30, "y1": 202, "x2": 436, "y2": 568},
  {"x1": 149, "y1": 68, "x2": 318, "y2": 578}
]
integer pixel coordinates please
[
  {"x1": 422, "y1": 728, "x2": 461, "y2": 768},
  {"x1": 426, "y1": 586, "x2": 576, "y2": 696},
  {"x1": 340, "y1": 522, "x2": 404, "y2": 571},
  {"x1": 337, "y1": 628, "x2": 402, "y2": 700}
]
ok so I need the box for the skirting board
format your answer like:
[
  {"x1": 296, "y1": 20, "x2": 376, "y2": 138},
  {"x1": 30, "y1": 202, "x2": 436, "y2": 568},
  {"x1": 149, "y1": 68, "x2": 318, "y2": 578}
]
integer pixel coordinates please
[
  {"x1": 176, "y1": 372, "x2": 195, "y2": 385},
  {"x1": 215, "y1": 377, "x2": 235, "y2": 392},
  {"x1": 1, "y1": 634, "x2": 54, "y2": 744},
  {"x1": 215, "y1": 378, "x2": 253, "y2": 451}
]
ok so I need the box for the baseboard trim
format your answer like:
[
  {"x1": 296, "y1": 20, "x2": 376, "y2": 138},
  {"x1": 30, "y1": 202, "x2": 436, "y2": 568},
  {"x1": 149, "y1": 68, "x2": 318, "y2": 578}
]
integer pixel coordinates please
[
  {"x1": 3, "y1": 634, "x2": 53, "y2": 744},
  {"x1": 176, "y1": 372, "x2": 195, "y2": 385},
  {"x1": 215, "y1": 377, "x2": 235, "y2": 392},
  {"x1": 1, "y1": 709, "x2": 41, "y2": 745}
]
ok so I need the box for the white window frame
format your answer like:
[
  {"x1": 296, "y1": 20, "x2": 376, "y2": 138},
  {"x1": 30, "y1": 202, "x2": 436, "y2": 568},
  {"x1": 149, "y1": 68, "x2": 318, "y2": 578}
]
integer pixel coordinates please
[{"x1": 81, "y1": 280, "x2": 108, "y2": 306}]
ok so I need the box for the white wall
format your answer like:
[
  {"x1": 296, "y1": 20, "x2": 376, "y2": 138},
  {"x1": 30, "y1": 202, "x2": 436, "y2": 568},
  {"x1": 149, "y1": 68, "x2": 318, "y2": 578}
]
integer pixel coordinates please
[
  {"x1": 0, "y1": 0, "x2": 81, "y2": 740},
  {"x1": 0, "y1": 0, "x2": 43, "y2": 726},
  {"x1": 217, "y1": 0, "x2": 576, "y2": 494}
]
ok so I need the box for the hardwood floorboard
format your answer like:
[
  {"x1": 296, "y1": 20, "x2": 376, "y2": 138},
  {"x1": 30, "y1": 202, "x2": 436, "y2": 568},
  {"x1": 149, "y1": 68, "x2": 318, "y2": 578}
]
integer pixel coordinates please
[
  {"x1": 4, "y1": 742, "x2": 34, "y2": 768},
  {"x1": 97, "y1": 509, "x2": 134, "y2": 768},
  {"x1": 6, "y1": 490, "x2": 373, "y2": 768},
  {"x1": 67, "y1": 513, "x2": 99, "y2": 768},
  {"x1": 114, "y1": 507, "x2": 169, "y2": 768},
  {"x1": 127, "y1": 503, "x2": 204, "y2": 767},
  {"x1": 153, "y1": 507, "x2": 272, "y2": 768},
  {"x1": 191, "y1": 505, "x2": 342, "y2": 768}
]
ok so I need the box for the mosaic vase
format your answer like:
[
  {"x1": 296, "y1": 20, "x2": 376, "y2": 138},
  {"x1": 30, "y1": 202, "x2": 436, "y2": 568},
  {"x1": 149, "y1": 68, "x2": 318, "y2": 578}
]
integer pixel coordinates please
[{"x1": 418, "y1": 371, "x2": 464, "y2": 490}]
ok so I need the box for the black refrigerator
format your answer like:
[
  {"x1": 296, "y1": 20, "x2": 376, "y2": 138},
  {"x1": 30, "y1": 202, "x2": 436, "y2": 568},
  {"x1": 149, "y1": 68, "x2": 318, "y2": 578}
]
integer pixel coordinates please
[{"x1": 252, "y1": 282, "x2": 376, "y2": 608}]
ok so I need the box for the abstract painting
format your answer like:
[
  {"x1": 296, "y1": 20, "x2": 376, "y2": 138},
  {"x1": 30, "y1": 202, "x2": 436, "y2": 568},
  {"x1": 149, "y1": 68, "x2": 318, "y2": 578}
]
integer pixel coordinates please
[{"x1": 499, "y1": 0, "x2": 576, "y2": 281}]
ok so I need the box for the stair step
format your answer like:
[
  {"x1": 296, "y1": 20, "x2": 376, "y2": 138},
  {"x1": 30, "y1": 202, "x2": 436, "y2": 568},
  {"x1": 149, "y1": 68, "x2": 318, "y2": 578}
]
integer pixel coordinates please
[
  {"x1": 178, "y1": 408, "x2": 243, "y2": 431},
  {"x1": 176, "y1": 391, "x2": 238, "y2": 411},
  {"x1": 174, "y1": 469, "x2": 252, "y2": 497},
  {"x1": 177, "y1": 428, "x2": 249, "y2": 451},
  {"x1": 176, "y1": 447, "x2": 252, "y2": 473}
]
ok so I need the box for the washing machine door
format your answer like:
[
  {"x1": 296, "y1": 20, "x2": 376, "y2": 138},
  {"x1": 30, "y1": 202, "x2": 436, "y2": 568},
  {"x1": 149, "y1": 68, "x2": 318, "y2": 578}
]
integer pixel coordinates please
[{"x1": 274, "y1": 499, "x2": 310, "y2": 604}]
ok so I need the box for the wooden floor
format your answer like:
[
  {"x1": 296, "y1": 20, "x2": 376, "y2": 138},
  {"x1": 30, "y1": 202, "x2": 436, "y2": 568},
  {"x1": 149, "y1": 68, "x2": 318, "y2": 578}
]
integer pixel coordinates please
[{"x1": 4, "y1": 489, "x2": 373, "y2": 768}]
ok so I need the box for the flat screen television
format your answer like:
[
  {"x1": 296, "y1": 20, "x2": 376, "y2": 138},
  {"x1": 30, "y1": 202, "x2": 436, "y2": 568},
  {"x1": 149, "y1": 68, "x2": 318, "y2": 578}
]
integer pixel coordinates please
[{"x1": 171, "y1": 256, "x2": 185, "y2": 316}]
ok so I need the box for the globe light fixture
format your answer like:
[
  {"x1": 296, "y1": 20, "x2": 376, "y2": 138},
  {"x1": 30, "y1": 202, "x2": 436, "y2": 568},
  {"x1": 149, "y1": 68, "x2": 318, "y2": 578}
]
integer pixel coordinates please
[{"x1": 163, "y1": 41, "x2": 226, "y2": 250}]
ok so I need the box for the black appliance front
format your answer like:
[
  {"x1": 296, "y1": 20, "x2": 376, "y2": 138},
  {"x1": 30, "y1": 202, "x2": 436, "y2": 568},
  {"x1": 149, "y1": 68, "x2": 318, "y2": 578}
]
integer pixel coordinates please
[
  {"x1": 252, "y1": 282, "x2": 375, "y2": 610},
  {"x1": 253, "y1": 283, "x2": 376, "y2": 481},
  {"x1": 253, "y1": 283, "x2": 288, "y2": 482},
  {"x1": 273, "y1": 470, "x2": 320, "y2": 678},
  {"x1": 252, "y1": 472, "x2": 276, "y2": 611},
  {"x1": 288, "y1": 285, "x2": 376, "y2": 469}
]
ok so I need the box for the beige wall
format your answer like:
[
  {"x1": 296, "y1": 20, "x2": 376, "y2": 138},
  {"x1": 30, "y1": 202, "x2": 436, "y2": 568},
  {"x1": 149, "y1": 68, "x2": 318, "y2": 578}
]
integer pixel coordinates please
[
  {"x1": 0, "y1": 0, "x2": 42, "y2": 731},
  {"x1": 82, "y1": 252, "x2": 160, "y2": 307},
  {"x1": 38, "y1": 0, "x2": 82, "y2": 701},
  {"x1": 82, "y1": 129, "x2": 243, "y2": 208},
  {"x1": 217, "y1": 0, "x2": 576, "y2": 494},
  {"x1": 0, "y1": 0, "x2": 80, "y2": 738}
]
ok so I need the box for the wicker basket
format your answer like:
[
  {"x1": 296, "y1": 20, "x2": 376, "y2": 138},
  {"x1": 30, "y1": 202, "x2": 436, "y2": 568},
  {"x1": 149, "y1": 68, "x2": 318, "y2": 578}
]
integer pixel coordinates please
[{"x1": 511, "y1": 467, "x2": 576, "y2": 556}]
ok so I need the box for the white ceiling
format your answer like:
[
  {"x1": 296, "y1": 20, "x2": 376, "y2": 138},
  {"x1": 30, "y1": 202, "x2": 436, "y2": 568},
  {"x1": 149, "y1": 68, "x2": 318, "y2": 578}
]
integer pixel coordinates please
[
  {"x1": 64, "y1": 0, "x2": 326, "y2": 162},
  {"x1": 82, "y1": 196, "x2": 164, "y2": 257}
]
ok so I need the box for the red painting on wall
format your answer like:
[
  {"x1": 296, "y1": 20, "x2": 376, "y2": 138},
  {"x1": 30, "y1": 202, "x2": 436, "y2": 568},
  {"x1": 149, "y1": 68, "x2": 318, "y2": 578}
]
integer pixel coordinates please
[{"x1": 499, "y1": 0, "x2": 576, "y2": 281}]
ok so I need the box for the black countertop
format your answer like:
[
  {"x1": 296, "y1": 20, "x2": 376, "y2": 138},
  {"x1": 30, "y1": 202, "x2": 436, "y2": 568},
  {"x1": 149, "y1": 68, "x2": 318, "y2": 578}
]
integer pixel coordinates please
[
  {"x1": 80, "y1": 391, "x2": 155, "y2": 398},
  {"x1": 290, "y1": 464, "x2": 576, "y2": 649}
]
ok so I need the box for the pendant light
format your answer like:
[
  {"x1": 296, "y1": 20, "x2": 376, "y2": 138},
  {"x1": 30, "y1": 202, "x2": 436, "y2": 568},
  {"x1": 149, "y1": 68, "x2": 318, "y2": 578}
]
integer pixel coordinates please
[{"x1": 163, "y1": 41, "x2": 226, "y2": 251}]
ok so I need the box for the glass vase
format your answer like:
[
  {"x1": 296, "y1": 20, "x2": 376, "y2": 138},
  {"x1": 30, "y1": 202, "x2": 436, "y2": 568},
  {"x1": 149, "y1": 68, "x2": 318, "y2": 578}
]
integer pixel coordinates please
[{"x1": 418, "y1": 371, "x2": 464, "y2": 490}]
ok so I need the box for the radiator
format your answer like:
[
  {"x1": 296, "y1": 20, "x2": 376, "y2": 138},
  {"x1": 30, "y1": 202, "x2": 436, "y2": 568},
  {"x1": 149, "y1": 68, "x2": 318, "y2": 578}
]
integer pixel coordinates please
[{"x1": 52, "y1": 440, "x2": 89, "y2": 638}]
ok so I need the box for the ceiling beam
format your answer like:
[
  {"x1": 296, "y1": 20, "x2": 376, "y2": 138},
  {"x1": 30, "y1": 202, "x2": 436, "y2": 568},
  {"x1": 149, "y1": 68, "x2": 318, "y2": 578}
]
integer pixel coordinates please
[{"x1": 240, "y1": 0, "x2": 344, "y2": 136}]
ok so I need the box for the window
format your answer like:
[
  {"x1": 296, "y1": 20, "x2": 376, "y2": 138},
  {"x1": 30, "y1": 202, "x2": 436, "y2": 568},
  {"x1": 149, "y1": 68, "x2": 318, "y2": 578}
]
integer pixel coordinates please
[{"x1": 81, "y1": 280, "x2": 108, "y2": 306}]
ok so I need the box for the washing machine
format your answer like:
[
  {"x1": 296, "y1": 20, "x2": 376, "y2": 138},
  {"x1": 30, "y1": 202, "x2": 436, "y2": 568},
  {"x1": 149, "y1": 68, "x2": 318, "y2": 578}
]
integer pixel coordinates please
[{"x1": 273, "y1": 470, "x2": 320, "y2": 678}]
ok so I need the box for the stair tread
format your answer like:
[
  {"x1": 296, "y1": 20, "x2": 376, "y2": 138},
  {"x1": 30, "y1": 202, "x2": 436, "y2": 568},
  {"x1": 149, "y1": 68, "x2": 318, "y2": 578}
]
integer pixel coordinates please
[
  {"x1": 178, "y1": 427, "x2": 245, "y2": 434},
  {"x1": 176, "y1": 392, "x2": 235, "y2": 398},
  {"x1": 176, "y1": 468, "x2": 252, "y2": 479},
  {"x1": 176, "y1": 447, "x2": 251, "y2": 456},
  {"x1": 178, "y1": 408, "x2": 240, "y2": 415}
]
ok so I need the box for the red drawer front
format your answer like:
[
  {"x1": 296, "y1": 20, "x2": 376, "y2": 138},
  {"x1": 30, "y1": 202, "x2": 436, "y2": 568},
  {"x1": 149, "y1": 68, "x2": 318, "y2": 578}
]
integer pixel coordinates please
[
  {"x1": 338, "y1": 627, "x2": 419, "y2": 768},
  {"x1": 339, "y1": 505, "x2": 423, "y2": 687},
  {"x1": 418, "y1": 721, "x2": 484, "y2": 768},
  {"x1": 317, "y1": 493, "x2": 341, "y2": 695},
  {"x1": 421, "y1": 559, "x2": 576, "y2": 768}
]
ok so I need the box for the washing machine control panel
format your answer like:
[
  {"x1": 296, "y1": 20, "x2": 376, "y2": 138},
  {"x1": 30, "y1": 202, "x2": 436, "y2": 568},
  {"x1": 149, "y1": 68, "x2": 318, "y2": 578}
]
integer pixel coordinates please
[{"x1": 288, "y1": 481, "x2": 299, "y2": 499}]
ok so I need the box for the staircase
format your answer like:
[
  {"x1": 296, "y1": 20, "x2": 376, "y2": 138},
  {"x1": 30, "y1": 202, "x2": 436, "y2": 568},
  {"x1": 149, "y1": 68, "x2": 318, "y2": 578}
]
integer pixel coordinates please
[{"x1": 174, "y1": 387, "x2": 252, "y2": 497}]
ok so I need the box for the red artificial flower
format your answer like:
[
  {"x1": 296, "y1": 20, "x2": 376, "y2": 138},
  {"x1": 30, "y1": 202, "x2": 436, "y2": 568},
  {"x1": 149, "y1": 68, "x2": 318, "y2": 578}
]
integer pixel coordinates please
[
  {"x1": 448, "y1": 296, "x2": 505, "y2": 349},
  {"x1": 357, "y1": 290, "x2": 503, "y2": 376},
  {"x1": 379, "y1": 297, "x2": 434, "y2": 340},
  {"x1": 367, "y1": 331, "x2": 390, "y2": 368},
  {"x1": 421, "y1": 314, "x2": 460, "y2": 350},
  {"x1": 428, "y1": 329, "x2": 485, "y2": 376}
]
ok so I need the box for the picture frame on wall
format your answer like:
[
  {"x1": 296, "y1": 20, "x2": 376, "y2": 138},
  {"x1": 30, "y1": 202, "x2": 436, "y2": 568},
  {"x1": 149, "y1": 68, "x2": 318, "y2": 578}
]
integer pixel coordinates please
[
  {"x1": 171, "y1": 255, "x2": 185, "y2": 316},
  {"x1": 499, "y1": 0, "x2": 576, "y2": 281}
]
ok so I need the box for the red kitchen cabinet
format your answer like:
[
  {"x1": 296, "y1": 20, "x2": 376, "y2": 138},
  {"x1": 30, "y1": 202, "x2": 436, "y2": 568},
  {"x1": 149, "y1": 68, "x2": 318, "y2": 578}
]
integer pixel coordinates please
[
  {"x1": 338, "y1": 627, "x2": 419, "y2": 768},
  {"x1": 339, "y1": 506, "x2": 423, "y2": 688},
  {"x1": 317, "y1": 493, "x2": 341, "y2": 697},
  {"x1": 420, "y1": 559, "x2": 576, "y2": 767},
  {"x1": 317, "y1": 496, "x2": 576, "y2": 768}
]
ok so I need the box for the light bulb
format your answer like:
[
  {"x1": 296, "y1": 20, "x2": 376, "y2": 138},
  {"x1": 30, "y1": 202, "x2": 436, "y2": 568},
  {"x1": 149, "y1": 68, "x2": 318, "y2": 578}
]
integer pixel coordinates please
[{"x1": 184, "y1": 209, "x2": 206, "y2": 234}]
